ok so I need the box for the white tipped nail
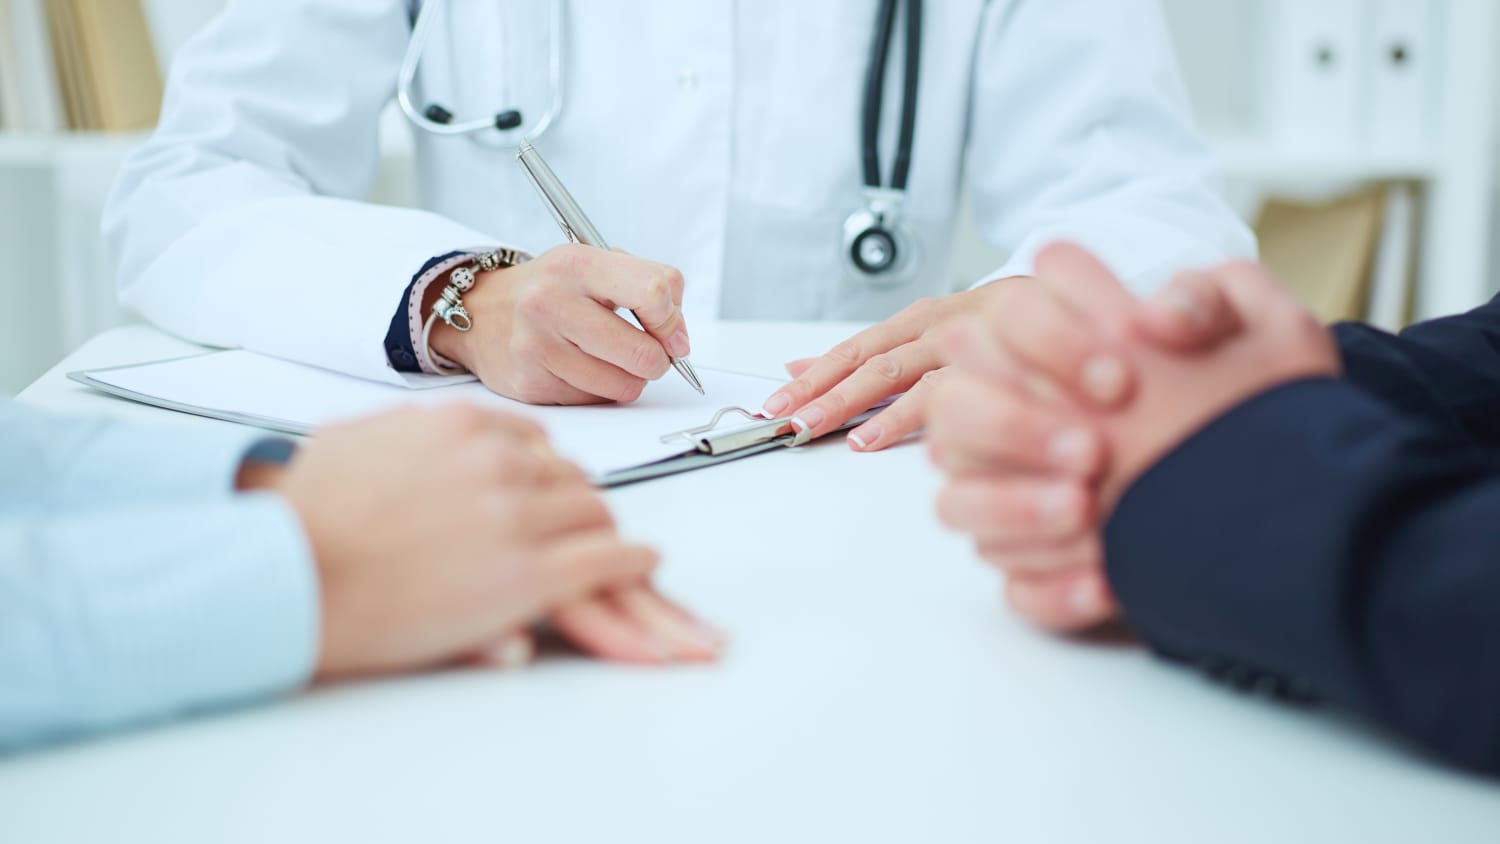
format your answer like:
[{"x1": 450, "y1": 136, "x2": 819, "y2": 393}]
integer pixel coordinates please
[
  {"x1": 1069, "y1": 581, "x2": 1104, "y2": 617},
  {"x1": 490, "y1": 636, "x2": 534, "y2": 669},
  {"x1": 1163, "y1": 289, "x2": 1204, "y2": 325},
  {"x1": 848, "y1": 432, "x2": 868, "y2": 450},
  {"x1": 790, "y1": 415, "x2": 811, "y2": 433}
]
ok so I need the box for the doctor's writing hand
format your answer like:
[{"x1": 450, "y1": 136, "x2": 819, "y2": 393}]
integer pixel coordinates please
[
  {"x1": 245, "y1": 403, "x2": 719, "y2": 679},
  {"x1": 927, "y1": 243, "x2": 1338, "y2": 632},
  {"x1": 761, "y1": 286, "x2": 1010, "y2": 450},
  {"x1": 429, "y1": 244, "x2": 690, "y2": 405}
]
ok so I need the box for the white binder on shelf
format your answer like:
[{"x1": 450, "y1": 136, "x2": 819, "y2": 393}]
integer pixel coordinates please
[
  {"x1": 1365, "y1": 0, "x2": 1438, "y2": 154},
  {"x1": 1264, "y1": 0, "x2": 1364, "y2": 152},
  {"x1": 1364, "y1": 183, "x2": 1418, "y2": 332}
]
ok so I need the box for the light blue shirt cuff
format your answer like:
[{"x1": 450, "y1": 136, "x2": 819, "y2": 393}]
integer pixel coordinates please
[
  {"x1": 0, "y1": 494, "x2": 319, "y2": 751},
  {"x1": 55, "y1": 421, "x2": 287, "y2": 508}
]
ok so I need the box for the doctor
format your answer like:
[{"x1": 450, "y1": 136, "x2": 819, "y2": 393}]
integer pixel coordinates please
[{"x1": 106, "y1": 0, "x2": 1252, "y2": 448}]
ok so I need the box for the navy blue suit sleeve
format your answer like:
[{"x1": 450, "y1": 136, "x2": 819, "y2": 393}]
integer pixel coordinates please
[
  {"x1": 1336, "y1": 294, "x2": 1500, "y2": 445},
  {"x1": 1105, "y1": 377, "x2": 1500, "y2": 775}
]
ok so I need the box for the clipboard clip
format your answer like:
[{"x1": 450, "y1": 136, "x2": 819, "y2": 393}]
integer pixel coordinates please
[
  {"x1": 661, "y1": 397, "x2": 901, "y2": 457},
  {"x1": 659, "y1": 406, "x2": 795, "y2": 456}
]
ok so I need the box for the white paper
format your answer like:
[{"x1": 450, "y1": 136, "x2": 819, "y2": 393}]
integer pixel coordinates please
[{"x1": 86, "y1": 351, "x2": 786, "y2": 478}]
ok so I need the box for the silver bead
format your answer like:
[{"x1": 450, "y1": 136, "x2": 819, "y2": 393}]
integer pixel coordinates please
[{"x1": 451, "y1": 265, "x2": 476, "y2": 292}]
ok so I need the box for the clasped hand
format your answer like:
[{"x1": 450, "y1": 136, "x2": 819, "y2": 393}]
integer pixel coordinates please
[
  {"x1": 251, "y1": 403, "x2": 723, "y2": 678},
  {"x1": 925, "y1": 243, "x2": 1340, "y2": 632}
]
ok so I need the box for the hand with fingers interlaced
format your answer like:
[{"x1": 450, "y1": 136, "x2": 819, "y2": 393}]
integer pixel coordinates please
[{"x1": 924, "y1": 243, "x2": 1339, "y2": 633}]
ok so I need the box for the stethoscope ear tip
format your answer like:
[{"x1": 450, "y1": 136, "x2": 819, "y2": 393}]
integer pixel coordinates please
[{"x1": 495, "y1": 110, "x2": 524, "y2": 131}]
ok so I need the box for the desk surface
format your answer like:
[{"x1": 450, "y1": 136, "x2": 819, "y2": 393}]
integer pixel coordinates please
[{"x1": 4, "y1": 323, "x2": 1499, "y2": 843}]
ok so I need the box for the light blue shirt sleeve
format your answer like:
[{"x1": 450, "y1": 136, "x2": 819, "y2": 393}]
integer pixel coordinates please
[
  {"x1": 0, "y1": 402, "x2": 319, "y2": 751},
  {"x1": 0, "y1": 402, "x2": 284, "y2": 512}
]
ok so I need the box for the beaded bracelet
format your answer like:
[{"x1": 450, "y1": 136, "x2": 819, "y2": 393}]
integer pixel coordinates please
[{"x1": 418, "y1": 248, "x2": 524, "y2": 375}]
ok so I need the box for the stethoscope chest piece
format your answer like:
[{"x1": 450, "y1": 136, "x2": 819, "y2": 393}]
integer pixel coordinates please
[
  {"x1": 843, "y1": 0, "x2": 924, "y2": 289},
  {"x1": 843, "y1": 188, "x2": 920, "y2": 288}
]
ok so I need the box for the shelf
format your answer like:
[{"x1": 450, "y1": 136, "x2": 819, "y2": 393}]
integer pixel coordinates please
[{"x1": 1209, "y1": 136, "x2": 1442, "y2": 182}]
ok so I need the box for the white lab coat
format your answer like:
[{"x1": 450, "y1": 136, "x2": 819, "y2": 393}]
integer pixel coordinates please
[{"x1": 105, "y1": 0, "x2": 1254, "y2": 387}]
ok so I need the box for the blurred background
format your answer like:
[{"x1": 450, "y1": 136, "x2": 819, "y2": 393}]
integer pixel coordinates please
[{"x1": 1, "y1": 0, "x2": 1495, "y2": 395}]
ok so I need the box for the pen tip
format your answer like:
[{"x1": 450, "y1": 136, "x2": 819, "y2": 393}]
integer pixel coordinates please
[{"x1": 673, "y1": 358, "x2": 705, "y2": 395}]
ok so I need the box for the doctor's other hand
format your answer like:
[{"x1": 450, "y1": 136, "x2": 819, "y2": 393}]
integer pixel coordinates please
[
  {"x1": 244, "y1": 403, "x2": 716, "y2": 679},
  {"x1": 927, "y1": 244, "x2": 1340, "y2": 632},
  {"x1": 761, "y1": 285, "x2": 1015, "y2": 450},
  {"x1": 429, "y1": 244, "x2": 690, "y2": 405}
]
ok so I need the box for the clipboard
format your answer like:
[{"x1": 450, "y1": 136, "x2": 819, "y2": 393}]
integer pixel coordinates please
[{"x1": 68, "y1": 354, "x2": 891, "y2": 489}]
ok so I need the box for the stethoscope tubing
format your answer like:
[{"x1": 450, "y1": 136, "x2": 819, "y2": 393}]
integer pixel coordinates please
[
  {"x1": 862, "y1": 0, "x2": 922, "y2": 193},
  {"x1": 398, "y1": 0, "x2": 567, "y2": 142}
]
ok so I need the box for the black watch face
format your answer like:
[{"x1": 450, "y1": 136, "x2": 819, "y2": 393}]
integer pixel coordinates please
[{"x1": 852, "y1": 227, "x2": 898, "y2": 274}]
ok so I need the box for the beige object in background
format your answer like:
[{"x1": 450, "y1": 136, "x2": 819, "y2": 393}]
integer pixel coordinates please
[
  {"x1": 43, "y1": 0, "x2": 160, "y2": 131},
  {"x1": 71, "y1": 0, "x2": 161, "y2": 131},
  {"x1": 1253, "y1": 188, "x2": 1387, "y2": 322}
]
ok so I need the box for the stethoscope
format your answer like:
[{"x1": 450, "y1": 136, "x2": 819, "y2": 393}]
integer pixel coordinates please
[
  {"x1": 397, "y1": 0, "x2": 566, "y2": 143},
  {"x1": 397, "y1": 0, "x2": 923, "y2": 287}
]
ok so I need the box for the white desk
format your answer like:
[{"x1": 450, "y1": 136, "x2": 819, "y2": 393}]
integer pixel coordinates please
[{"x1": 3, "y1": 323, "x2": 1499, "y2": 843}]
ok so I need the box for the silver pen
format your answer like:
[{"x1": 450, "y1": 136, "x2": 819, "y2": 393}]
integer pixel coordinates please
[{"x1": 516, "y1": 140, "x2": 705, "y2": 395}]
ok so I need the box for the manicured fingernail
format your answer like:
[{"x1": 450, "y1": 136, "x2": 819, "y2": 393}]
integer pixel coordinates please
[
  {"x1": 1037, "y1": 485, "x2": 1079, "y2": 529},
  {"x1": 763, "y1": 392, "x2": 792, "y2": 418},
  {"x1": 647, "y1": 635, "x2": 675, "y2": 663},
  {"x1": 848, "y1": 422, "x2": 882, "y2": 450},
  {"x1": 696, "y1": 622, "x2": 728, "y2": 650},
  {"x1": 666, "y1": 329, "x2": 690, "y2": 358},
  {"x1": 490, "y1": 636, "x2": 534, "y2": 669},
  {"x1": 1047, "y1": 427, "x2": 1095, "y2": 472},
  {"x1": 1162, "y1": 289, "x2": 1204, "y2": 325},
  {"x1": 1082, "y1": 355, "x2": 1128, "y2": 405},
  {"x1": 790, "y1": 406, "x2": 826, "y2": 434},
  {"x1": 1069, "y1": 579, "x2": 1105, "y2": 617}
]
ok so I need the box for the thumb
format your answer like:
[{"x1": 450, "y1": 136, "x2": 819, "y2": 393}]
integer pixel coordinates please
[
  {"x1": 1032, "y1": 241, "x2": 1137, "y2": 341},
  {"x1": 1134, "y1": 270, "x2": 1243, "y2": 352}
]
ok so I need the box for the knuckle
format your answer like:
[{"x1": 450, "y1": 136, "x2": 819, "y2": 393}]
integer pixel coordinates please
[
  {"x1": 826, "y1": 339, "x2": 865, "y2": 369},
  {"x1": 919, "y1": 368, "x2": 947, "y2": 388},
  {"x1": 628, "y1": 339, "x2": 669, "y2": 378},
  {"x1": 862, "y1": 353, "x2": 905, "y2": 385},
  {"x1": 651, "y1": 267, "x2": 684, "y2": 301},
  {"x1": 902, "y1": 296, "x2": 938, "y2": 324},
  {"x1": 550, "y1": 242, "x2": 591, "y2": 277},
  {"x1": 515, "y1": 287, "x2": 558, "y2": 324}
]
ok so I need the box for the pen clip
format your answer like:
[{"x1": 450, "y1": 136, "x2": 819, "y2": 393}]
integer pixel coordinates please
[{"x1": 517, "y1": 151, "x2": 579, "y2": 243}]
